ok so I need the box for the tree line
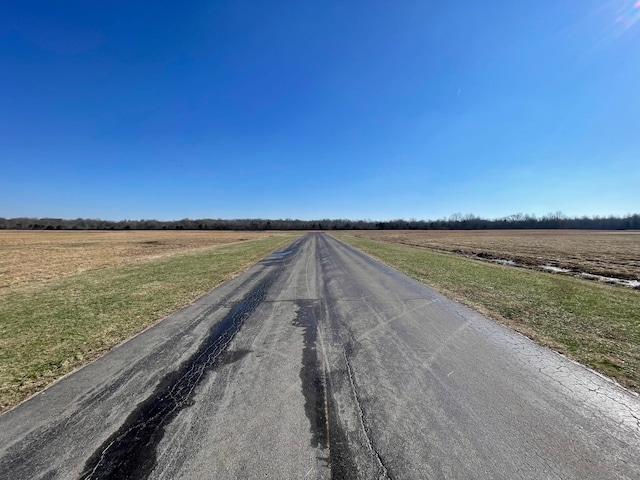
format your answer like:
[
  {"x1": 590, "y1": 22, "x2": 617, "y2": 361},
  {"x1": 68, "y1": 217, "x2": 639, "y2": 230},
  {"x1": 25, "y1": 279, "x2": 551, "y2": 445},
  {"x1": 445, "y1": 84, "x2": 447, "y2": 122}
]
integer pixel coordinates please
[{"x1": 1, "y1": 213, "x2": 638, "y2": 231}]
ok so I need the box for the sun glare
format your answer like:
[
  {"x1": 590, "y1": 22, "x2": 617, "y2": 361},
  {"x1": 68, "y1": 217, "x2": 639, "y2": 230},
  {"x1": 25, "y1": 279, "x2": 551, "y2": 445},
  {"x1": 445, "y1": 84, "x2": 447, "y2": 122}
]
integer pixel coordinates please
[
  {"x1": 614, "y1": 0, "x2": 640, "y2": 33},
  {"x1": 584, "y1": 0, "x2": 640, "y2": 51}
]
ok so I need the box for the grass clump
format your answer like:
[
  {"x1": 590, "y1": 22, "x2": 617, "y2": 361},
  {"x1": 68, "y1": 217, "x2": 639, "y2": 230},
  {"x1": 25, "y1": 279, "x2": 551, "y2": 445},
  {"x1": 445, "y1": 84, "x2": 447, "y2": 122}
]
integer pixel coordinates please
[
  {"x1": 334, "y1": 234, "x2": 640, "y2": 392},
  {"x1": 0, "y1": 234, "x2": 298, "y2": 412}
]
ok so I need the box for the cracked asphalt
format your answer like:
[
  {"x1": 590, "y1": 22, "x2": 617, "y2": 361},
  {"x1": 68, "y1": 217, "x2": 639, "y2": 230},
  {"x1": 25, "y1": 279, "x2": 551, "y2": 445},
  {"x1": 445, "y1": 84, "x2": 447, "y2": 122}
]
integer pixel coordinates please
[{"x1": 1, "y1": 232, "x2": 639, "y2": 479}]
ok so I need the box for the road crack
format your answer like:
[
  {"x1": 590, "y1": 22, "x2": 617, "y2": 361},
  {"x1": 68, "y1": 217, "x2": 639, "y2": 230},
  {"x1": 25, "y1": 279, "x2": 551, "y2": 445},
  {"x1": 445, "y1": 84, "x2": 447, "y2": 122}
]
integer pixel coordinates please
[
  {"x1": 79, "y1": 275, "x2": 274, "y2": 480},
  {"x1": 343, "y1": 349, "x2": 392, "y2": 480}
]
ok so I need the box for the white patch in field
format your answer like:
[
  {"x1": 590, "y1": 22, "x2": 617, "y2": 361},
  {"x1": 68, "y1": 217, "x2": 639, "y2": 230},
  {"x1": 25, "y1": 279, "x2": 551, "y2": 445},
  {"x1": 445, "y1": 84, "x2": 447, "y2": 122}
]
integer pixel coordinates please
[
  {"x1": 580, "y1": 272, "x2": 640, "y2": 288},
  {"x1": 491, "y1": 259, "x2": 517, "y2": 266},
  {"x1": 541, "y1": 265, "x2": 572, "y2": 273}
]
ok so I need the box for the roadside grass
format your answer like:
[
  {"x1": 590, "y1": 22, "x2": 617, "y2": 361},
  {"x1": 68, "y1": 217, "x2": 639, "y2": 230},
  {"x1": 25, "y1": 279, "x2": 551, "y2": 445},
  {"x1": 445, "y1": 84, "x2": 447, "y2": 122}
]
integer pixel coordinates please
[
  {"x1": 0, "y1": 234, "x2": 299, "y2": 413},
  {"x1": 334, "y1": 234, "x2": 640, "y2": 393}
]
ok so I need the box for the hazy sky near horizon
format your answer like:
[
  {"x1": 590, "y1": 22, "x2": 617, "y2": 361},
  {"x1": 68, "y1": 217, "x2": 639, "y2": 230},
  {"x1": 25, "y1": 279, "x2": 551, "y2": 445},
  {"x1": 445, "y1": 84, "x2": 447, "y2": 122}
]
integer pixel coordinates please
[{"x1": 1, "y1": 1, "x2": 639, "y2": 221}]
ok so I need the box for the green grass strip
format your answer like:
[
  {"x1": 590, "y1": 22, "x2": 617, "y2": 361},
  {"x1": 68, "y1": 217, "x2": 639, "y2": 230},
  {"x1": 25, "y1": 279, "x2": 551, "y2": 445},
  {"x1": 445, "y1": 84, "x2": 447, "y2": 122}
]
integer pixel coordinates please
[
  {"x1": 0, "y1": 234, "x2": 299, "y2": 412},
  {"x1": 334, "y1": 234, "x2": 640, "y2": 393}
]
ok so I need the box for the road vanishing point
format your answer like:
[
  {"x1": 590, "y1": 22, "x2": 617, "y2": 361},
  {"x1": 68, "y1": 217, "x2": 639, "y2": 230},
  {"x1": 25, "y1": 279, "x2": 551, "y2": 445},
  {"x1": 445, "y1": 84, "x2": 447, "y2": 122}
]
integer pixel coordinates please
[{"x1": 1, "y1": 233, "x2": 639, "y2": 479}]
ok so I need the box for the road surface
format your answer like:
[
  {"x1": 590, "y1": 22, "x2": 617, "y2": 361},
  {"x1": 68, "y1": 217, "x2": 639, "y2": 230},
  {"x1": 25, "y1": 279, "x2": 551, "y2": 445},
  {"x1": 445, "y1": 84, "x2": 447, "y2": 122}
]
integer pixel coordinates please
[{"x1": 1, "y1": 233, "x2": 639, "y2": 479}]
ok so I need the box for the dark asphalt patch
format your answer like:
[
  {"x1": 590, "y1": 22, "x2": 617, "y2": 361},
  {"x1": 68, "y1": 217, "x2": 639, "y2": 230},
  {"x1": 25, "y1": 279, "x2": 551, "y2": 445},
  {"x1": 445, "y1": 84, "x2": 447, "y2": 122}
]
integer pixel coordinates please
[
  {"x1": 79, "y1": 275, "x2": 275, "y2": 480},
  {"x1": 294, "y1": 300, "x2": 328, "y2": 449},
  {"x1": 294, "y1": 299, "x2": 359, "y2": 479},
  {"x1": 260, "y1": 249, "x2": 294, "y2": 266}
]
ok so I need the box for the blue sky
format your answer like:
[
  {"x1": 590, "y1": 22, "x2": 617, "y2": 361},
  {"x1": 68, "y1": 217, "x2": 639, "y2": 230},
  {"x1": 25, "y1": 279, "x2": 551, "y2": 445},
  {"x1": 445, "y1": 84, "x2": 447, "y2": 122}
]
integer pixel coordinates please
[{"x1": 1, "y1": 1, "x2": 639, "y2": 221}]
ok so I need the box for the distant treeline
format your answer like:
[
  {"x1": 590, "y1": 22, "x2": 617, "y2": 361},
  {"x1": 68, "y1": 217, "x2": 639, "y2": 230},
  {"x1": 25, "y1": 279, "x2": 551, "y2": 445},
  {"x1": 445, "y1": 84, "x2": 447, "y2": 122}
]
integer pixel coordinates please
[{"x1": 1, "y1": 213, "x2": 639, "y2": 231}]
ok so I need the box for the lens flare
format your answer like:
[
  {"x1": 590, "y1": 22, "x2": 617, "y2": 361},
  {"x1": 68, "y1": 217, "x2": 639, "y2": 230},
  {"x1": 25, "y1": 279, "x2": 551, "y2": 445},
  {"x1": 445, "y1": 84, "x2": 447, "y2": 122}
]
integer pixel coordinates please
[
  {"x1": 615, "y1": 0, "x2": 640, "y2": 32},
  {"x1": 586, "y1": 0, "x2": 640, "y2": 51}
]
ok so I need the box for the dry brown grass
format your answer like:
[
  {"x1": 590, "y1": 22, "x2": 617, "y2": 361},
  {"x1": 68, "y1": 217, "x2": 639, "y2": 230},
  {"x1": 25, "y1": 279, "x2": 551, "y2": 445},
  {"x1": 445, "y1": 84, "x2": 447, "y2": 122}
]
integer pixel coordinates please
[
  {"x1": 347, "y1": 230, "x2": 640, "y2": 282},
  {"x1": 0, "y1": 230, "x2": 279, "y2": 290},
  {"x1": 0, "y1": 232, "x2": 300, "y2": 411}
]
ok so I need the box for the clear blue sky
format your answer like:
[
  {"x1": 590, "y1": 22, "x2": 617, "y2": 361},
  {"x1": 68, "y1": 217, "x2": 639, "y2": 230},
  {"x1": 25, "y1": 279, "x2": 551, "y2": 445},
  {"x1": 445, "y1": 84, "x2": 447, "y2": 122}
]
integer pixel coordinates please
[{"x1": 2, "y1": 1, "x2": 639, "y2": 221}]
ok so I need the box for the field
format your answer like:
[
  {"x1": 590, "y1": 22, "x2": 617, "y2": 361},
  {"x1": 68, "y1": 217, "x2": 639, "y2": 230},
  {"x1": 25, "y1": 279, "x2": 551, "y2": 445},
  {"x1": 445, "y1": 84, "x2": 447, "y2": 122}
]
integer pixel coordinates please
[
  {"x1": 0, "y1": 231, "x2": 299, "y2": 412},
  {"x1": 333, "y1": 231, "x2": 640, "y2": 393},
  {"x1": 0, "y1": 230, "x2": 278, "y2": 290},
  {"x1": 2, "y1": 229, "x2": 639, "y2": 411},
  {"x1": 345, "y1": 230, "x2": 640, "y2": 286}
]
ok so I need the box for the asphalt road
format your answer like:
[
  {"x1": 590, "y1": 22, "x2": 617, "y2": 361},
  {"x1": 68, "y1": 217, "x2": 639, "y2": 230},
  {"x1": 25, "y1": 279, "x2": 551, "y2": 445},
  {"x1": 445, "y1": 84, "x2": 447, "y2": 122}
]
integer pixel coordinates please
[{"x1": 1, "y1": 233, "x2": 639, "y2": 479}]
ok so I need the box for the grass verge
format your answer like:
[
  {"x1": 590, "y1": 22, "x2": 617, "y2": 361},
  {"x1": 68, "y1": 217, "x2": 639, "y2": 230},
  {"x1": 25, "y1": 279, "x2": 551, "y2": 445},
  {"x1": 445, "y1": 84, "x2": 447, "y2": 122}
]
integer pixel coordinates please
[
  {"x1": 0, "y1": 234, "x2": 299, "y2": 413},
  {"x1": 334, "y1": 233, "x2": 640, "y2": 393}
]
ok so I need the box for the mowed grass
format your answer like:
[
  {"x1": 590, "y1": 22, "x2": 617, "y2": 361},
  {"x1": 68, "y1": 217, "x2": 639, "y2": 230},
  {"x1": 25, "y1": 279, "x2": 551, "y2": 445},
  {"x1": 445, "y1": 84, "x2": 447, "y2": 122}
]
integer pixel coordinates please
[
  {"x1": 334, "y1": 234, "x2": 640, "y2": 393},
  {"x1": 0, "y1": 234, "x2": 299, "y2": 412}
]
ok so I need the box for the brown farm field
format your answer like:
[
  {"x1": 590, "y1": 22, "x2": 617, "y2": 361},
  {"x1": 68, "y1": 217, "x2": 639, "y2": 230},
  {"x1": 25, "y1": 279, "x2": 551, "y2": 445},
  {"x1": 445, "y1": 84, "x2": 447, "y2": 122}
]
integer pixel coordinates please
[
  {"x1": 346, "y1": 230, "x2": 640, "y2": 286},
  {"x1": 0, "y1": 230, "x2": 280, "y2": 290},
  {"x1": 0, "y1": 230, "x2": 299, "y2": 411}
]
